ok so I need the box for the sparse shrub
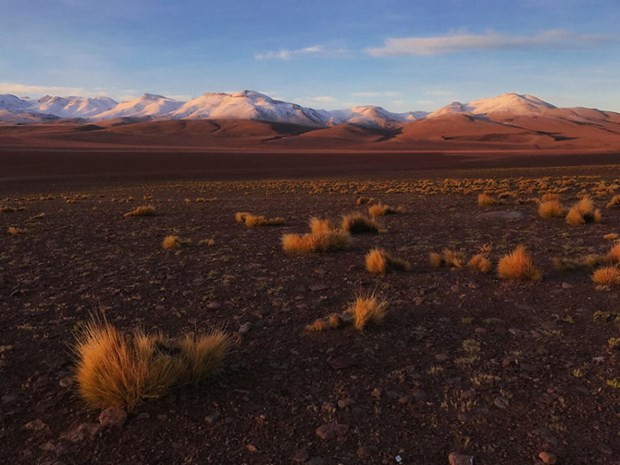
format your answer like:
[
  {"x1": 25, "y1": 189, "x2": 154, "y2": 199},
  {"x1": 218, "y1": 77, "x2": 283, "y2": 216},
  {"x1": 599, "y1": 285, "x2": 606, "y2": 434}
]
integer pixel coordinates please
[
  {"x1": 604, "y1": 233, "x2": 618, "y2": 241},
  {"x1": 347, "y1": 293, "x2": 387, "y2": 331},
  {"x1": 566, "y1": 196, "x2": 602, "y2": 225},
  {"x1": 341, "y1": 213, "x2": 381, "y2": 234},
  {"x1": 368, "y1": 203, "x2": 403, "y2": 217},
  {"x1": 478, "y1": 193, "x2": 496, "y2": 206},
  {"x1": 124, "y1": 205, "x2": 156, "y2": 218},
  {"x1": 538, "y1": 200, "x2": 565, "y2": 218},
  {"x1": 236, "y1": 212, "x2": 284, "y2": 227},
  {"x1": 73, "y1": 319, "x2": 229, "y2": 410},
  {"x1": 468, "y1": 254, "x2": 492, "y2": 273},
  {"x1": 282, "y1": 217, "x2": 352, "y2": 253},
  {"x1": 429, "y1": 252, "x2": 443, "y2": 268},
  {"x1": 606, "y1": 195, "x2": 620, "y2": 208},
  {"x1": 305, "y1": 314, "x2": 342, "y2": 332},
  {"x1": 442, "y1": 249, "x2": 466, "y2": 268},
  {"x1": 163, "y1": 235, "x2": 181, "y2": 249},
  {"x1": 497, "y1": 245, "x2": 541, "y2": 281},
  {"x1": 365, "y1": 248, "x2": 411, "y2": 274},
  {"x1": 592, "y1": 266, "x2": 620, "y2": 286}
]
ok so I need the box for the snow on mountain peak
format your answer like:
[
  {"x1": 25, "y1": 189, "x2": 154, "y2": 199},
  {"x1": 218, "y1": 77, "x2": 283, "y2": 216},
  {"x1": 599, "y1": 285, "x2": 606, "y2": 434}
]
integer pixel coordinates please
[{"x1": 430, "y1": 93, "x2": 557, "y2": 117}]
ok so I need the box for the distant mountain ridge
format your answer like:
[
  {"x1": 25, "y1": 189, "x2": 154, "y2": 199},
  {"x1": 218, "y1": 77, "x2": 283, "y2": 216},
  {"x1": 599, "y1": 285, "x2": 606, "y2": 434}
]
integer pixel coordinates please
[{"x1": 0, "y1": 91, "x2": 618, "y2": 132}]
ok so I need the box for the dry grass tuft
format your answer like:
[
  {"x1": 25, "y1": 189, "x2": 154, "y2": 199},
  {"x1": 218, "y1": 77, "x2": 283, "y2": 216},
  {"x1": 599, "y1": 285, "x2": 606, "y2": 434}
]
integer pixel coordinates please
[
  {"x1": 7, "y1": 226, "x2": 23, "y2": 235},
  {"x1": 365, "y1": 248, "x2": 411, "y2": 274},
  {"x1": 606, "y1": 195, "x2": 620, "y2": 208},
  {"x1": 604, "y1": 233, "x2": 618, "y2": 241},
  {"x1": 305, "y1": 314, "x2": 342, "y2": 332},
  {"x1": 341, "y1": 213, "x2": 381, "y2": 234},
  {"x1": 478, "y1": 193, "x2": 496, "y2": 206},
  {"x1": 162, "y1": 235, "x2": 181, "y2": 249},
  {"x1": 538, "y1": 200, "x2": 565, "y2": 218},
  {"x1": 74, "y1": 319, "x2": 229, "y2": 410},
  {"x1": 592, "y1": 266, "x2": 620, "y2": 286},
  {"x1": 497, "y1": 245, "x2": 541, "y2": 281},
  {"x1": 541, "y1": 193, "x2": 560, "y2": 202},
  {"x1": 468, "y1": 254, "x2": 492, "y2": 273},
  {"x1": 282, "y1": 218, "x2": 352, "y2": 253},
  {"x1": 429, "y1": 252, "x2": 443, "y2": 268},
  {"x1": 236, "y1": 212, "x2": 284, "y2": 228},
  {"x1": 566, "y1": 196, "x2": 602, "y2": 225},
  {"x1": 355, "y1": 196, "x2": 373, "y2": 206},
  {"x1": 346, "y1": 293, "x2": 388, "y2": 331},
  {"x1": 368, "y1": 203, "x2": 403, "y2": 217},
  {"x1": 124, "y1": 205, "x2": 156, "y2": 218}
]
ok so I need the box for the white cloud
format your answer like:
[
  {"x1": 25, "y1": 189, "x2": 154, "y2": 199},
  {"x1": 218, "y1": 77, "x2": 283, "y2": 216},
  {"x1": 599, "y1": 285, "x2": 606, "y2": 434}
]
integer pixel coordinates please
[
  {"x1": 351, "y1": 91, "x2": 401, "y2": 98},
  {"x1": 255, "y1": 45, "x2": 348, "y2": 60},
  {"x1": 365, "y1": 30, "x2": 611, "y2": 56},
  {"x1": 0, "y1": 82, "x2": 96, "y2": 97}
]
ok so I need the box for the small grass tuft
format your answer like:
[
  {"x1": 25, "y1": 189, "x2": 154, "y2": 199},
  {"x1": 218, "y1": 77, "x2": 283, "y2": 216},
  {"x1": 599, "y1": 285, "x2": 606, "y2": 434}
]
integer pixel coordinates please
[
  {"x1": 468, "y1": 254, "x2": 492, "y2": 273},
  {"x1": 365, "y1": 248, "x2": 411, "y2": 274},
  {"x1": 566, "y1": 196, "x2": 602, "y2": 225},
  {"x1": 346, "y1": 293, "x2": 388, "y2": 331},
  {"x1": 478, "y1": 193, "x2": 496, "y2": 206},
  {"x1": 341, "y1": 213, "x2": 381, "y2": 234},
  {"x1": 368, "y1": 203, "x2": 403, "y2": 217},
  {"x1": 497, "y1": 245, "x2": 541, "y2": 281},
  {"x1": 282, "y1": 217, "x2": 352, "y2": 253},
  {"x1": 124, "y1": 205, "x2": 156, "y2": 218},
  {"x1": 538, "y1": 200, "x2": 565, "y2": 218},
  {"x1": 592, "y1": 266, "x2": 620, "y2": 286}
]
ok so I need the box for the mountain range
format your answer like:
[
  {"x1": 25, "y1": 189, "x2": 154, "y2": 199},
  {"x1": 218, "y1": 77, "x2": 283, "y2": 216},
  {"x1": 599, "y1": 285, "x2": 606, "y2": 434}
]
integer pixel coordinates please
[{"x1": 1, "y1": 90, "x2": 620, "y2": 152}]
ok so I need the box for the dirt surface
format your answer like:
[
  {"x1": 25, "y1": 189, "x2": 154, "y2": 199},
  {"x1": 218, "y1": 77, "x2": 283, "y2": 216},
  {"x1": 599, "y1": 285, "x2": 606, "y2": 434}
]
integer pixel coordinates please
[{"x1": 1, "y1": 165, "x2": 619, "y2": 465}]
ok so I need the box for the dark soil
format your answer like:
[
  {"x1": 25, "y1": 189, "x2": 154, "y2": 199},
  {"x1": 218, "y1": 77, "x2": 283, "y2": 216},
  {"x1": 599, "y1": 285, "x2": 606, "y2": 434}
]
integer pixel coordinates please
[{"x1": 1, "y1": 165, "x2": 619, "y2": 465}]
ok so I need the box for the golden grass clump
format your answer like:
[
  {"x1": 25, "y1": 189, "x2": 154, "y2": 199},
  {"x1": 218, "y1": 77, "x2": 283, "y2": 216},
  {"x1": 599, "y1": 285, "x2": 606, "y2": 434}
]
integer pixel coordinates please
[
  {"x1": 606, "y1": 195, "x2": 620, "y2": 208},
  {"x1": 538, "y1": 200, "x2": 565, "y2": 218},
  {"x1": 305, "y1": 314, "x2": 342, "y2": 332},
  {"x1": 347, "y1": 293, "x2": 387, "y2": 331},
  {"x1": 7, "y1": 226, "x2": 23, "y2": 235},
  {"x1": 355, "y1": 196, "x2": 373, "y2": 206},
  {"x1": 497, "y1": 245, "x2": 541, "y2": 281},
  {"x1": 365, "y1": 248, "x2": 411, "y2": 274},
  {"x1": 604, "y1": 233, "x2": 618, "y2": 241},
  {"x1": 566, "y1": 196, "x2": 602, "y2": 225},
  {"x1": 477, "y1": 193, "x2": 496, "y2": 206},
  {"x1": 341, "y1": 213, "x2": 381, "y2": 234},
  {"x1": 124, "y1": 205, "x2": 156, "y2": 218},
  {"x1": 74, "y1": 319, "x2": 229, "y2": 410},
  {"x1": 162, "y1": 235, "x2": 181, "y2": 249},
  {"x1": 431, "y1": 248, "x2": 467, "y2": 268},
  {"x1": 368, "y1": 203, "x2": 403, "y2": 217},
  {"x1": 235, "y1": 211, "x2": 250, "y2": 223},
  {"x1": 429, "y1": 252, "x2": 443, "y2": 268},
  {"x1": 282, "y1": 217, "x2": 352, "y2": 253},
  {"x1": 541, "y1": 193, "x2": 560, "y2": 202},
  {"x1": 468, "y1": 254, "x2": 492, "y2": 273},
  {"x1": 236, "y1": 212, "x2": 284, "y2": 227},
  {"x1": 592, "y1": 266, "x2": 620, "y2": 286}
]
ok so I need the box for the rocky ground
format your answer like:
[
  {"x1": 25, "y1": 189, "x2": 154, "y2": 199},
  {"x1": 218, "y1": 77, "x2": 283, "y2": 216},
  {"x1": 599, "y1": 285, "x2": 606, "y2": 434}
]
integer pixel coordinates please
[{"x1": 1, "y1": 166, "x2": 619, "y2": 465}]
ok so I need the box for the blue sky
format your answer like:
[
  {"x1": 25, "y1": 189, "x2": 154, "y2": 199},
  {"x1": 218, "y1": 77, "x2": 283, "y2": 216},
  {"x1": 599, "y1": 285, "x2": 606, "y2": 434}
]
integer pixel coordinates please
[{"x1": 1, "y1": 0, "x2": 619, "y2": 111}]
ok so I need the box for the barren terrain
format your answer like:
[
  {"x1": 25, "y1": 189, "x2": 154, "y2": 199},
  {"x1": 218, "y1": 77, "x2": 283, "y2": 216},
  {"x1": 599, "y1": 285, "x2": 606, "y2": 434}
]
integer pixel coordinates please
[{"x1": 1, "y1": 160, "x2": 619, "y2": 465}]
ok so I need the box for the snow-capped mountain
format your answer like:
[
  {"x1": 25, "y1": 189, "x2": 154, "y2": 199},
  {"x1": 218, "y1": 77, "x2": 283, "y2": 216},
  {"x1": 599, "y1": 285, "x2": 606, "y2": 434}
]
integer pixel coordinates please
[
  {"x1": 171, "y1": 90, "x2": 329, "y2": 127},
  {"x1": 429, "y1": 93, "x2": 557, "y2": 117},
  {"x1": 94, "y1": 93, "x2": 182, "y2": 119},
  {"x1": 328, "y1": 106, "x2": 428, "y2": 128},
  {"x1": 33, "y1": 95, "x2": 117, "y2": 118}
]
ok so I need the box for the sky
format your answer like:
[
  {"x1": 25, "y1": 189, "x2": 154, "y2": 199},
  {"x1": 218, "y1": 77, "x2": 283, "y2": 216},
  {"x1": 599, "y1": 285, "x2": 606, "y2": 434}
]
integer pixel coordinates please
[{"x1": 0, "y1": 0, "x2": 619, "y2": 112}]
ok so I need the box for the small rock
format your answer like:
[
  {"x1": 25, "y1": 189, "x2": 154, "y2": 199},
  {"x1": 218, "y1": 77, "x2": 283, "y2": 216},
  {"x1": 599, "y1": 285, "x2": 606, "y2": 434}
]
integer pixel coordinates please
[
  {"x1": 291, "y1": 448, "x2": 310, "y2": 463},
  {"x1": 538, "y1": 451, "x2": 557, "y2": 464},
  {"x1": 561, "y1": 282, "x2": 573, "y2": 289},
  {"x1": 58, "y1": 377, "x2": 73, "y2": 388},
  {"x1": 337, "y1": 398, "x2": 354, "y2": 409},
  {"x1": 98, "y1": 407, "x2": 127, "y2": 428},
  {"x1": 448, "y1": 452, "x2": 474, "y2": 465},
  {"x1": 246, "y1": 444, "x2": 258, "y2": 453},
  {"x1": 24, "y1": 419, "x2": 46, "y2": 431},
  {"x1": 371, "y1": 388, "x2": 382, "y2": 399},
  {"x1": 206, "y1": 302, "x2": 221, "y2": 310},
  {"x1": 328, "y1": 355, "x2": 356, "y2": 370},
  {"x1": 315, "y1": 422, "x2": 349, "y2": 440},
  {"x1": 494, "y1": 397, "x2": 509, "y2": 409},
  {"x1": 357, "y1": 445, "x2": 378, "y2": 460},
  {"x1": 321, "y1": 402, "x2": 336, "y2": 413},
  {"x1": 205, "y1": 410, "x2": 221, "y2": 424},
  {"x1": 239, "y1": 322, "x2": 252, "y2": 335}
]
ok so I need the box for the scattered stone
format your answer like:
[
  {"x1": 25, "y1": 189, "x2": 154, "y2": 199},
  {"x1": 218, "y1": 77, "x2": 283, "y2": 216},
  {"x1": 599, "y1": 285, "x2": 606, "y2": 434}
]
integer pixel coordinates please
[
  {"x1": 561, "y1": 282, "x2": 573, "y2": 289},
  {"x1": 239, "y1": 322, "x2": 252, "y2": 335},
  {"x1": 98, "y1": 407, "x2": 127, "y2": 428},
  {"x1": 371, "y1": 388, "x2": 382, "y2": 399},
  {"x1": 315, "y1": 422, "x2": 349, "y2": 440},
  {"x1": 328, "y1": 355, "x2": 356, "y2": 370},
  {"x1": 291, "y1": 448, "x2": 310, "y2": 463},
  {"x1": 321, "y1": 402, "x2": 336, "y2": 413},
  {"x1": 538, "y1": 451, "x2": 557, "y2": 464},
  {"x1": 24, "y1": 419, "x2": 47, "y2": 431},
  {"x1": 246, "y1": 444, "x2": 258, "y2": 453},
  {"x1": 58, "y1": 377, "x2": 73, "y2": 388},
  {"x1": 435, "y1": 353, "x2": 449, "y2": 362},
  {"x1": 337, "y1": 398, "x2": 355, "y2": 409},
  {"x1": 206, "y1": 302, "x2": 221, "y2": 310},
  {"x1": 205, "y1": 410, "x2": 221, "y2": 424},
  {"x1": 357, "y1": 445, "x2": 378, "y2": 460},
  {"x1": 494, "y1": 397, "x2": 509, "y2": 409},
  {"x1": 61, "y1": 423, "x2": 100, "y2": 442},
  {"x1": 448, "y1": 452, "x2": 474, "y2": 465}
]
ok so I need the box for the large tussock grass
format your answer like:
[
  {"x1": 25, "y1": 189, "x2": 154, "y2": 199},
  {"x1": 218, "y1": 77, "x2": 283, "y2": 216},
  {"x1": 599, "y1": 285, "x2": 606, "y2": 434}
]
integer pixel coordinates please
[{"x1": 74, "y1": 319, "x2": 229, "y2": 410}]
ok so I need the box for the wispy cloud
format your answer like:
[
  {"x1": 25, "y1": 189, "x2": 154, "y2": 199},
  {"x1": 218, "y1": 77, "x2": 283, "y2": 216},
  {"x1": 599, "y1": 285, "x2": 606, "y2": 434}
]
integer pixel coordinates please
[
  {"x1": 351, "y1": 91, "x2": 401, "y2": 98},
  {"x1": 0, "y1": 82, "x2": 102, "y2": 97},
  {"x1": 365, "y1": 30, "x2": 612, "y2": 56},
  {"x1": 254, "y1": 45, "x2": 349, "y2": 60}
]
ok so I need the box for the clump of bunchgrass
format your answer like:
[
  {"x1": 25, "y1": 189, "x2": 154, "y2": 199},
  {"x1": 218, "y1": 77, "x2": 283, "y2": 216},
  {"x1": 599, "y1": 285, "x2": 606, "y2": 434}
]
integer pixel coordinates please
[
  {"x1": 365, "y1": 248, "x2": 411, "y2": 274},
  {"x1": 497, "y1": 245, "x2": 541, "y2": 281},
  {"x1": 282, "y1": 217, "x2": 352, "y2": 253},
  {"x1": 124, "y1": 205, "x2": 156, "y2": 218}
]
